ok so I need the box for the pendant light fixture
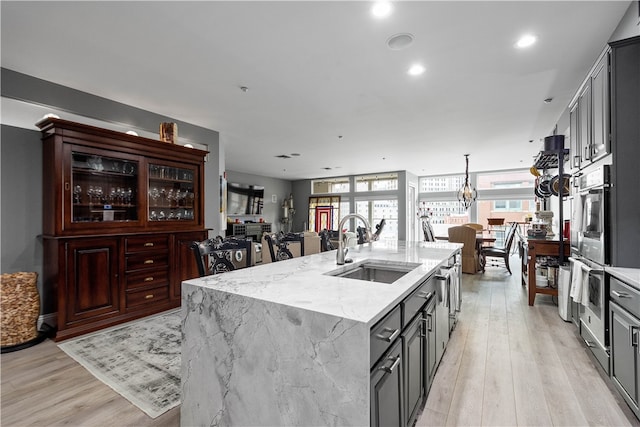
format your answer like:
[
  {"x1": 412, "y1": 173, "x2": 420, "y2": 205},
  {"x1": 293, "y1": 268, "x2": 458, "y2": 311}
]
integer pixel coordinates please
[{"x1": 457, "y1": 154, "x2": 477, "y2": 210}]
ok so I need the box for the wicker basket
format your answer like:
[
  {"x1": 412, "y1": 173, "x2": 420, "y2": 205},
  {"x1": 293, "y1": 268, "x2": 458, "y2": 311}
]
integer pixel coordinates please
[{"x1": 1, "y1": 272, "x2": 40, "y2": 347}]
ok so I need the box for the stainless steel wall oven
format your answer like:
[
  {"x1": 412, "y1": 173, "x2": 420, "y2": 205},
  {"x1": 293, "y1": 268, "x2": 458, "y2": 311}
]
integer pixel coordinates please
[{"x1": 571, "y1": 162, "x2": 611, "y2": 373}]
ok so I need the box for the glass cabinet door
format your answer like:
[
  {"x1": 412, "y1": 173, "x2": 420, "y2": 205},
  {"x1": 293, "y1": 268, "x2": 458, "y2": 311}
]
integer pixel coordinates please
[
  {"x1": 148, "y1": 163, "x2": 197, "y2": 222},
  {"x1": 71, "y1": 152, "x2": 139, "y2": 223}
]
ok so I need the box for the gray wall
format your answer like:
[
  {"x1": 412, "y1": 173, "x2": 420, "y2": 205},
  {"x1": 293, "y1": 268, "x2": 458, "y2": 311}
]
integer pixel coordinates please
[
  {"x1": 0, "y1": 125, "x2": 47, "y2": 310},
  {"x1": 1, "y1": 69, "x2": 224, "y2": 317},
  {"x1": 225, "y1": 170, "x2": 292, "y2": 233}
]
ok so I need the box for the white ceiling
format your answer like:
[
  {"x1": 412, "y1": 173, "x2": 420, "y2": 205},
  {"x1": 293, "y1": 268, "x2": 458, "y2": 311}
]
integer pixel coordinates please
[{"x1": 1, "y1": 1, "x2": 631, "y2": 180}]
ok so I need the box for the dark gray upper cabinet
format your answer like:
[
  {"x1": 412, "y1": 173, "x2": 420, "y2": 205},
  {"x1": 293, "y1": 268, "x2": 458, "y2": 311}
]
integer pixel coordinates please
[
  {"x1": 568, "y1": 47, "x2": 611, "y2": 171},
  {"x1": 578, "y1": 79, "x2": 592, "y2": 165},
  {"x1": 591, "y1": 52, "x2": 610, "y2": 163},
  {"x1": 610, "y1": 35, "x2": 640, "y2": 268}
]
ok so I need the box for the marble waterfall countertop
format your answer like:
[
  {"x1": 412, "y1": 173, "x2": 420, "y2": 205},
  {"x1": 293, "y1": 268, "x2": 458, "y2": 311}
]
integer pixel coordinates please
[{"x1": 180, "y1": 240, "x2": 461, "y2": 426}]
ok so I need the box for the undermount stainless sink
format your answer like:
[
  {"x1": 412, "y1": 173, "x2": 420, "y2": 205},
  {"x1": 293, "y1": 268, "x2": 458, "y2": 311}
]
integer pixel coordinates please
[{"x1": 326, "y1": 260, "x2": 420, "y2": 284}]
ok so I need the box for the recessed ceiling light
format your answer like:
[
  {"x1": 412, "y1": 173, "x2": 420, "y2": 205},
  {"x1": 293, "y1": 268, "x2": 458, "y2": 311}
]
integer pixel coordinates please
[
  {"x1": 387, "y1": 33, "x2": 414, "y2": 50},
  {"x1": 275, "y1": 154, "x2": 292, "y2": 159},
  {"x1": 290, "y1": 153, "x2": 301, "y2": 157},
  {"x1": 516, "y1": 34, "x2": 537, "y2": 48},
  {"x1": 543, "y1": 97, "x2": 553, "y2": 104},
  {"x1": 408, "y1": 64, "x2": 426, "y2": 76},
  {"x1": 371, "y1": 1, "x2": 392, "y2": 18}
]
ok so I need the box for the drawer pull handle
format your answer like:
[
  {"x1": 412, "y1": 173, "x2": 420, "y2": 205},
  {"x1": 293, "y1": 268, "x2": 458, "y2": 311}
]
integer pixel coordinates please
[
  {"x1": 379, "y1": 356, "x2": 401, "y2": 374},
  {"x1": 612, "y1": 290, "x2": 631, "y2": 298},
  {"x1": 144, "y1": 260, "x2": 154, "y2": 265},
  {"x1": 375, "y1": 327, "x2": 400, "y2": 343},
  {"x1": 144, "y1": 242, "x2": 154, "y2": 247},
  {"x1": 629, "y1": 326, "x2": 638, "y2": 348},
  {"x1": 421, "y1": 315, "x2": 434, "y2": 332},
  {"x1": 145, "y1": 294, "x2": 154, "y2": 299},
  {"x1": 144, "y1": 277, "x2": 154, "y2": 282},
  {"x1": 417, "y1": 291, "x2": 432, "y2": 300}
]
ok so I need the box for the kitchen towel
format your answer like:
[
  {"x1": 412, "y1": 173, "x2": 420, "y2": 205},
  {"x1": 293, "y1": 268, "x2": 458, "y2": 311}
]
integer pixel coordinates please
[
  {"x1": 569, "y1": 257, "x2": 585, "y2": 302},
  {"x1": 580, "y1": 263, "x2": 592, "y2": 307}
]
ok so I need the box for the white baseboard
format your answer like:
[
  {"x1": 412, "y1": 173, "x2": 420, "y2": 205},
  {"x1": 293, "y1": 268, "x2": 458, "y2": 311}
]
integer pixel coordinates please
[{"x1": 38, "y1": 313, "x2": 57, "y2": 330}]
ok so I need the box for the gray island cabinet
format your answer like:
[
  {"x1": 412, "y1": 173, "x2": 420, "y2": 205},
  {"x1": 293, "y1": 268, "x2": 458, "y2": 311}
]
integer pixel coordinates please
[{"x1": 181, "y1": 240, "x2": 461, "y2": 426}]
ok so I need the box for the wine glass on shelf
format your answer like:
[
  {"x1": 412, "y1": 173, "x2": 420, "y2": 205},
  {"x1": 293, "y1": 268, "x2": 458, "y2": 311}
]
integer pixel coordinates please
[
  {"x1": 73, "y1": 185, "x2": 82, "y2": 204},
  {"x1": 87, "y1": 185, "x2": 94, "y2": 205},
  {"x1": 149, "y1": 187, "x2": 159, "y2": 207},
  {"x1": 160, "y1": 188, "x2": 167, "y2": 207},
  {"x1": 94, "y1": 186, "x2": 103, "y2": 204}
]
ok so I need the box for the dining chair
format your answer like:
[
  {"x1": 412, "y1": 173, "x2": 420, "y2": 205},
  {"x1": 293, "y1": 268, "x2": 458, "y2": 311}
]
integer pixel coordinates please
[
  {"x1": 447, "y1": 225, "x2": 479, "y2": 274},
  {"x1": 319, "y1": 229, "x2": 336, "y2": 251},
  {"x1": 480, "y1": 222, "x2": 518, "y2": 274},
  {"x1": 487, "y1": 217, "x2": 506, "y2": 245},
  {"x1": 264, "y1": 231, "x2": 303, "y2": 262},
  {"x1": 422, "y1": 218, "x2": 435, "y2": 242},
  {"x1": 191, "y1": 236, "x2": 252, "y2": 276},
  {"x1": 462, "y1": 223, "x2": 483, "y2": 232}
]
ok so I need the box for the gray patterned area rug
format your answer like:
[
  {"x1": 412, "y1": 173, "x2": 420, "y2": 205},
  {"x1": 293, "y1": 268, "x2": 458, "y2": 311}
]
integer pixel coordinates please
[{"x1": 58, "y1": 309, "x2": 181, "y2": 418}]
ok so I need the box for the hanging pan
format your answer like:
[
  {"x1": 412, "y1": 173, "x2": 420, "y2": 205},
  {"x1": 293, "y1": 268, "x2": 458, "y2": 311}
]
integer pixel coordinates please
[{"x1": 550, "y1": 174, "x2": 571, "y2": 196}]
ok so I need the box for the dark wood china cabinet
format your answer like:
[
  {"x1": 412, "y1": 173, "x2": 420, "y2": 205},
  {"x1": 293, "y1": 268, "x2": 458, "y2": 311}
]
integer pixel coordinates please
[{"x1": 38, "y1": 118, "x2": 208, "y2": 341}]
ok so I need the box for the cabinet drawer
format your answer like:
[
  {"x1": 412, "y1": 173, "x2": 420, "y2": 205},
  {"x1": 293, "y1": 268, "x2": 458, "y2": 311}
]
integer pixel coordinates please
[
  {"x1": 402, "y1": 276, "x2": 434, "y2": 327},
  {"x1": 370, "y1": 305, "x2": 402, "y2": 369},
  {"x1": 126, "y1": 253, "x2": 169, "y2": 271},
  {"x1": 125, "y1": 235, "x2": 169, "y2": 253},
  {"x1": 126, "y1": 285, "x2": 170, "y2": 308},
  {"x1": 610, "y1": 276, "x2": 640, "y2": 318},
  {"x1": 125, "y1": 268, "x2": 169, "y2": 290}
]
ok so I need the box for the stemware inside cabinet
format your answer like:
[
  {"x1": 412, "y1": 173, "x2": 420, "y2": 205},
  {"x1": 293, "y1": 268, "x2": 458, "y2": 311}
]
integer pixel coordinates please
[
  {"x1": 38, "y1": 118, "x2": 209, "y2": 341},
  {"x1": 147, "y1": 163, "x2": 198, "y2": 223},
  {"x1": 71, "y1": 151, "x2": 140, "y2": 224}
]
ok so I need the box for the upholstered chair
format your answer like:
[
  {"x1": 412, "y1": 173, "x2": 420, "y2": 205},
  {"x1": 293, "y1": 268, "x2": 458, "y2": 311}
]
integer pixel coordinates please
[{"x1": 447, "y1": 225, "x2": 479, "y2": 274}]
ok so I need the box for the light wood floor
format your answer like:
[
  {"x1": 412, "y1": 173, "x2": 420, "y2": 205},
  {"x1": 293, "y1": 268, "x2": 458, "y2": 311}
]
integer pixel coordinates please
[{"x1": 2, "y1": 258, "x2": 639, "y2": 426}]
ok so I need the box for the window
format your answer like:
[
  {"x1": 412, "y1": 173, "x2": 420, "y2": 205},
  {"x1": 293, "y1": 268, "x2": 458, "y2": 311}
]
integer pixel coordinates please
[
  {"x1": 419, "y1": 175, "x2": 464, "y2": 193},
  {"x1": 477, "y1": 198, "x2": 535, "y2": 224},
  {"x1": 355, "y1": 199, "x2": 398, "y2": 241},
  {"x1": 476, "y1": 171, "x2": 534, "y2": 190},
  {"x1": 311, "y1": 177, "x2": 349, "y2": 194},
  {"x1": 308, "y1": 196, "x2": 341, "y2": 232},
  {"x1": 356, "y1": 173, "x2": 398, "y2": 192},
  {"x1": 493, "y1": 200, "x2": 523, "y2": 211}
]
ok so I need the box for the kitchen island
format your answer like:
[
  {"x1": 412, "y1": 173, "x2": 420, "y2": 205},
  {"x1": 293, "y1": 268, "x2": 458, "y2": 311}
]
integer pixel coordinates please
[{"x1": 181, "y1": 240, "x2": 461, "y2": 426}]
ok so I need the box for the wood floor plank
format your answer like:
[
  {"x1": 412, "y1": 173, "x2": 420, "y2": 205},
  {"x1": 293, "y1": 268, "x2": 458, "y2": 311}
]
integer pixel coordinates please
[
  {"x1": 444, "y1": 308, "x2": 488, "y2": 426},
  {"x1": 480, "y1": 284, "x2": 517, "y2": 426}
]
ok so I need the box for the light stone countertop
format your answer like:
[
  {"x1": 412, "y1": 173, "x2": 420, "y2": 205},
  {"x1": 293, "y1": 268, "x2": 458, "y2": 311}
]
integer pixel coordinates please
[
  {"x1": 182, "y1": 239, "x2": 462, "y2": 327},
  {"x1": 606, "y1": 266, "x2": 640, "y2": 289}
]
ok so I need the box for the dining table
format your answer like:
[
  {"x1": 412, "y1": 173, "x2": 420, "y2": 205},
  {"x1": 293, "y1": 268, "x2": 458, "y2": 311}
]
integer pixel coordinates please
[{"x1": 435, "y1": 231, "x2": 496, "y2": 272}]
